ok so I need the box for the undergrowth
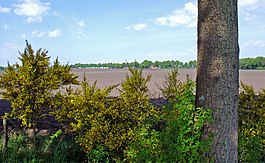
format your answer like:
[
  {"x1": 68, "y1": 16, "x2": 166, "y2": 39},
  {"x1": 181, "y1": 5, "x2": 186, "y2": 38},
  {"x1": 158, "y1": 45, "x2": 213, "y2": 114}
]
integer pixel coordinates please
[
  {"x1": 0, "y1": 129, "x2": 86, "y2": 162},
  {"x1": 238, "y1": 82, "x2": 265, "y2": 162},
  {"x1": 0, "y1": 69, "x2": 264, "y2": 162}
]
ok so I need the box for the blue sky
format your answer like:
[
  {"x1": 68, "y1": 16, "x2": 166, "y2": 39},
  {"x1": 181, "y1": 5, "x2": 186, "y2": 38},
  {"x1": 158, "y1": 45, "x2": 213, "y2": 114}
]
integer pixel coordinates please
[{"x1": 0, "y1": 0, "x2": 265, "y2": 66}]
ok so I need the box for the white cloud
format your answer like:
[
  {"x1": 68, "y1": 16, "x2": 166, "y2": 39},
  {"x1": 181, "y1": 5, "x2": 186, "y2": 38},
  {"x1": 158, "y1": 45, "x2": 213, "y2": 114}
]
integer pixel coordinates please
[
  {"x1": 21, "y1": 33, "x2": 27, "y2": 39},
  {"x1": 27, "y1": 16, "x2": 42, "y2": 23},
  {"x1": 0, "y1": 6, "x2": 11, "y2": 13},
  {"x1": 77, "y1": 20, "x2": 86, "y2": 27},
  {"x1": 179, "y1": 48, "x2": 195, "y2": 56},
  {"x1": 4, "y1": 41, "x2": 20, "y2": 50},
  {"x1": 13, "y1": 0, "x2": 50, "y2": 23},
  {"x1": 1, "y1": 24, "x2": 14, "y2": 30},
  {"x1": 147, "y1": 53, "x2": 174, "y2": 57},
  {"x1": 238, "y1": 0, "x2": 264, "y2": 21},
  {"x1": 52, "y1": 11, "x2": 60, "y2": 16},
  {"x1": 48, "y1": 29, "x2": 61, "y2": 37},
  {"x1": 31, "y1": 30, "x2": 45, "y2": 37},
  {"x1": 241, "y1": 39, "x2": 265, "y2": 49},
  {"x1": 31, "y1": 29, "x2": 61, "y2": 38},
  {"x1": 153, "y1": 0, "x2": 263, "y2": 25},
  {"x1": 126, "y1": 23, "x2": 147, "y2": 31},
  {"x1": 155, "y1": 2, "x2": 197, "y2": 28},
  {"x1": 239, "y1": 0, "x2": 260, "y2": 8}
]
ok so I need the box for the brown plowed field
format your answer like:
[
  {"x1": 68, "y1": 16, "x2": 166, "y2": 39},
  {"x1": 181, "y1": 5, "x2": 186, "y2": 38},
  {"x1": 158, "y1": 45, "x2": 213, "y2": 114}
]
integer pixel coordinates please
[
  {"x1": 70, "y1": 68, "x2": 265, "y2": 96},
  {"x1": 1, "y1": 69, "x2": 265, "y2": 97}
]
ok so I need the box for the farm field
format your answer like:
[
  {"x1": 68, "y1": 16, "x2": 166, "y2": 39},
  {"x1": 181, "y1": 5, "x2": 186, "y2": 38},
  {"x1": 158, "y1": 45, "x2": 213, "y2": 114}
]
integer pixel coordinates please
[
  {"x1": 70, "y1": 68, "x2": 265, "y2": 96},
  {"x1": 1, "y1": 68, "x2": 264, "y2": 96}
]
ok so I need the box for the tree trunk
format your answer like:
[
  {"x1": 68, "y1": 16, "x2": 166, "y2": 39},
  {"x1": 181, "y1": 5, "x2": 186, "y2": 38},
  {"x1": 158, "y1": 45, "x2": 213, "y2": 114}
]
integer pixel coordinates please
[
  {"x1": 196, "y1": 0, "x2": 239, "y2": 162},
  {"x1": 2, "y1": 118, "x2": 8, "y2": 158}
]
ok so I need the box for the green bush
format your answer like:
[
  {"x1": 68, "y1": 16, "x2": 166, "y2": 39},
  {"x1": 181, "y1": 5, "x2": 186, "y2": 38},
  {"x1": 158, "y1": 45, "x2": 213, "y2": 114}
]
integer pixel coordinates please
[
  {"x1": 54, "y1": 68, "x2": 160, "y2": 161},
  {"x1": 0, "y1": 130, "x2": 86, "y2": 162},
  {"x1": 2, "y1": 43, "x2": 265, "y2": 162},
  {"x1": 125, "y1": 70, "x2": 212, "y2": 162},
  {"x1": 238, "y1": 82, "x2": 265, "y2": 162},
  {"x1": 4, "y1": 68, "x2": 265, "y2": 162},
  {"x1": 53, "y1": 75, "x2": 117, "y2": 159},
  {"x1": 0, "y1": 41, "x2": 78, "y2": 145}
]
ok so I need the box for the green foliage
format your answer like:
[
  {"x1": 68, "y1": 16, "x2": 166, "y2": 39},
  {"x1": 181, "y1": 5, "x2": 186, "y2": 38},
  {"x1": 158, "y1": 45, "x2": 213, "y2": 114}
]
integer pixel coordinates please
[
  {"x1": 164, "y1": 83, "x2": 212, "y2": 162},
  {"x1": 70, "y1": 59, "x2": 197, "y2": 69},
  {"x1": 159, "y1": 69, "x2": 186, "y2": 104},
  {"x1": 0, "y1": 41, "x2": 78, "y2": 134},
  {"x1": 119, "y1": 68, "x2": 159, "y2": 126},
  {"x1": 238, "y1": 82, "x2": 265, "y2": 162},
  {"x1": 42, "y1": 129, "x2": 63, "y2": 153},
  {"x1": 71, "y1": 56, "x2": 265, "y2": 69},
  {"x1": 125, "y1": 70, "x2": 212, "y2": 162},
  {"x1": 3, "y1": 42, "x2": 265, "y2": 162},
  {"x1": 88, "y1": 145, "x2": 111, "y2": 162},
  {"x1": 53, "y1": 75, "x2": 116, "y2": 152},
  {"x1": 239, "y1": 56, "x2": 265, "y2": 69},
  {"x1": 140, "y1": 60, "x2": 153, "y2": 68},
  {"x1": 0, "y1": 66, "x2": 5, "y2": 70},
  {"x1": 124, "y1": 124, "x2": 160, "y2": 162},
  {"x1": 0, "y1": 131, "x2": 86, "y2": 162},
  {"x1": 54, "y1": 68, "x2": 159, "y2": 161}
]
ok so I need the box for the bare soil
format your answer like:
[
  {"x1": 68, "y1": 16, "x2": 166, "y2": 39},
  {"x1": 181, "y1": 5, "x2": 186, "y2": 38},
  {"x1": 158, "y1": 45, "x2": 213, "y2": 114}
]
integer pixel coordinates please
[
  {"x1": 70, "y1": 68, "x2": 265, "y2": 96},
  {"x1": 1, "y1": 69, "x2": 265, "y2": 97},
  {"x1": 0, "y1": 69, "x2": 264, "y2": 130}
]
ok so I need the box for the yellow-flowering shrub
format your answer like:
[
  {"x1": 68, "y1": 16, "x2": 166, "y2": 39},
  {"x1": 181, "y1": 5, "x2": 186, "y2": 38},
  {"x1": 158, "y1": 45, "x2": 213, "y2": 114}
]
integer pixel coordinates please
[
  {"x1": 239, "y1": 82, "x2": 265, "y2": 162},
  {"x1": 54, "y1": 68, "x2": 159, "y2": 161},
  {"x1": 0, "y1": 41, "x2": 78, "y2": 140}
]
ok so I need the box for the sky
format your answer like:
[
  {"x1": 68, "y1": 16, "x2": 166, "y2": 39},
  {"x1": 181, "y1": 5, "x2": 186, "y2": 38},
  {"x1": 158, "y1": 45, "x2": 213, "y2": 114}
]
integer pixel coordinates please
[{"x1": 0, "y1": 0, "x2": 265, "y2": 66}]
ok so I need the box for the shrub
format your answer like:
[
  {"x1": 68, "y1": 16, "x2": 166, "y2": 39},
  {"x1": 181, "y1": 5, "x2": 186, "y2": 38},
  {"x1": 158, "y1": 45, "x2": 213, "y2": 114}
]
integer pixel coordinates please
[
  {"x1": 125, "y1": 70, "x2": 212, "y2": 162},
  {"x1": 54, "y1": 68, "x2": 159, "y2": 161},
  {"x1": 53, "y1": 75, "x2": 116, "y2": 155},
  {"x1": 0, "y1": 41, "x2": 78, "y2": 141},
  {"x1": 238, "y1": 82, "x2": 265, "y2": 162}
]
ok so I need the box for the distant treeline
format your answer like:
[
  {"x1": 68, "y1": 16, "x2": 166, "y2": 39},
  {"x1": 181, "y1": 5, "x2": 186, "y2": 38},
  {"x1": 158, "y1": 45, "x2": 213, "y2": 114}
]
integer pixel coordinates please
[
  {"x1": 71, "y1": 60, "x2": 197, "y2": 69},
  {"x1": 0, "y1": 66, "x2": 5, "y2": 70},
  {"x1": 239, "y1": 56, "x2": 265, "y2": 70},
  {"x1": 71, "y1": 56, "x2": 265, "y2": 70},
  {"x1": 1, "y1": 57, "x2": 264, "y2": 70}
]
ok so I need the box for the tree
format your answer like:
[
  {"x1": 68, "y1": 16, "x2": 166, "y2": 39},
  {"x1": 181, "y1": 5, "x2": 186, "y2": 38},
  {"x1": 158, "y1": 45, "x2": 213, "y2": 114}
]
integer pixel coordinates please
[
  {"x1": 140, "y1": 60, "x2": 153, "y2": 68},
  {"x1": 196, "y1": 0, "x2": 239, "y2": 162},
  {"x1": 0, "y1": 66, "x2": 5, "y2": 70},
  {"x1": 239, "y1": 56, "x2": 265, "y2": 69},
  {"x1": 0, "y1": 41, "x2": 78, "y2": 141}
]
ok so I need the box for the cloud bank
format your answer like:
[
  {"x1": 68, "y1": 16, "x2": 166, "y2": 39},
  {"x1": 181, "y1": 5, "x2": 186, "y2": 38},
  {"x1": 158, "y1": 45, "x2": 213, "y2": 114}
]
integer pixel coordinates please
[
  {"x1": 13, "y1": 0, "x2": 50, "y2": 23},
  {"x1": 126, "y1": 23, "x2": 147, "y2": 31},
  {"x1": 155, "y1": 2, "x2": 197, "y2": 28},
  {"x1": 31, "y1": 29, "x2": 61, "y2": 38},
  {"x1": 0, "y1": 6, "x2": 11, "y2": 13}
]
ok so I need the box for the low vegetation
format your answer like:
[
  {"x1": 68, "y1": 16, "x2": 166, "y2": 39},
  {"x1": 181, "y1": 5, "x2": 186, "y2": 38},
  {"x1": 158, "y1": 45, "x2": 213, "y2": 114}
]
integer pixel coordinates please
[
  {"x1": 0, "y1": 41, "x2": 78, "y2": 147},
  {"x1": 238, "y1": 82, "x2": 265, "y2": 162},
  {"x1": 71, "y1": 59, "x2": 197, "y2": 69},
  {"x1": 0, "y1": 129, "x2": 86, "y2": 162},
  {"x1": 1, "y1": 56, "x2": 265, "y2": 70},
  {"x1": 0, "y1": 42, "x2": 264, "y2": 162},
  {"x1": 70, "y1": 56, "x2": 265, "y2": 70}
]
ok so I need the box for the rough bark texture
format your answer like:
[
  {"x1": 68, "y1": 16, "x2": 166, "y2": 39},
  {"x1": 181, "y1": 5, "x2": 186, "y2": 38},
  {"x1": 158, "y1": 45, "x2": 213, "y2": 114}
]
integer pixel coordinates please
[
  {"x1": 196, "y1": 0, "x2": 239, "y2": 162},
  {"x1": 2, "y1": 118, "x2": 8, "y2": 155}
]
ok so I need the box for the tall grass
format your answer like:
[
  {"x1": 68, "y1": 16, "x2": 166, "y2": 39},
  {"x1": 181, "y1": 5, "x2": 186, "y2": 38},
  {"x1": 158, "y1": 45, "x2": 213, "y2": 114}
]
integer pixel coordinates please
[{"x1": 0, "y1": 130, "x2": 86, "y2": 162}]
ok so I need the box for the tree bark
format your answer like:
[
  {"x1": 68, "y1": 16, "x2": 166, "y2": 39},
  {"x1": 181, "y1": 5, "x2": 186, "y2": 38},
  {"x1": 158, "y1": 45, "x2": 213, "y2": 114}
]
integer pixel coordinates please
[
  {"x1": 2, "y1": 118, "x2": 8, "y2": 157},
  {"x1": 196, "y1": 0, "x2": 239, "y2": 162}
]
